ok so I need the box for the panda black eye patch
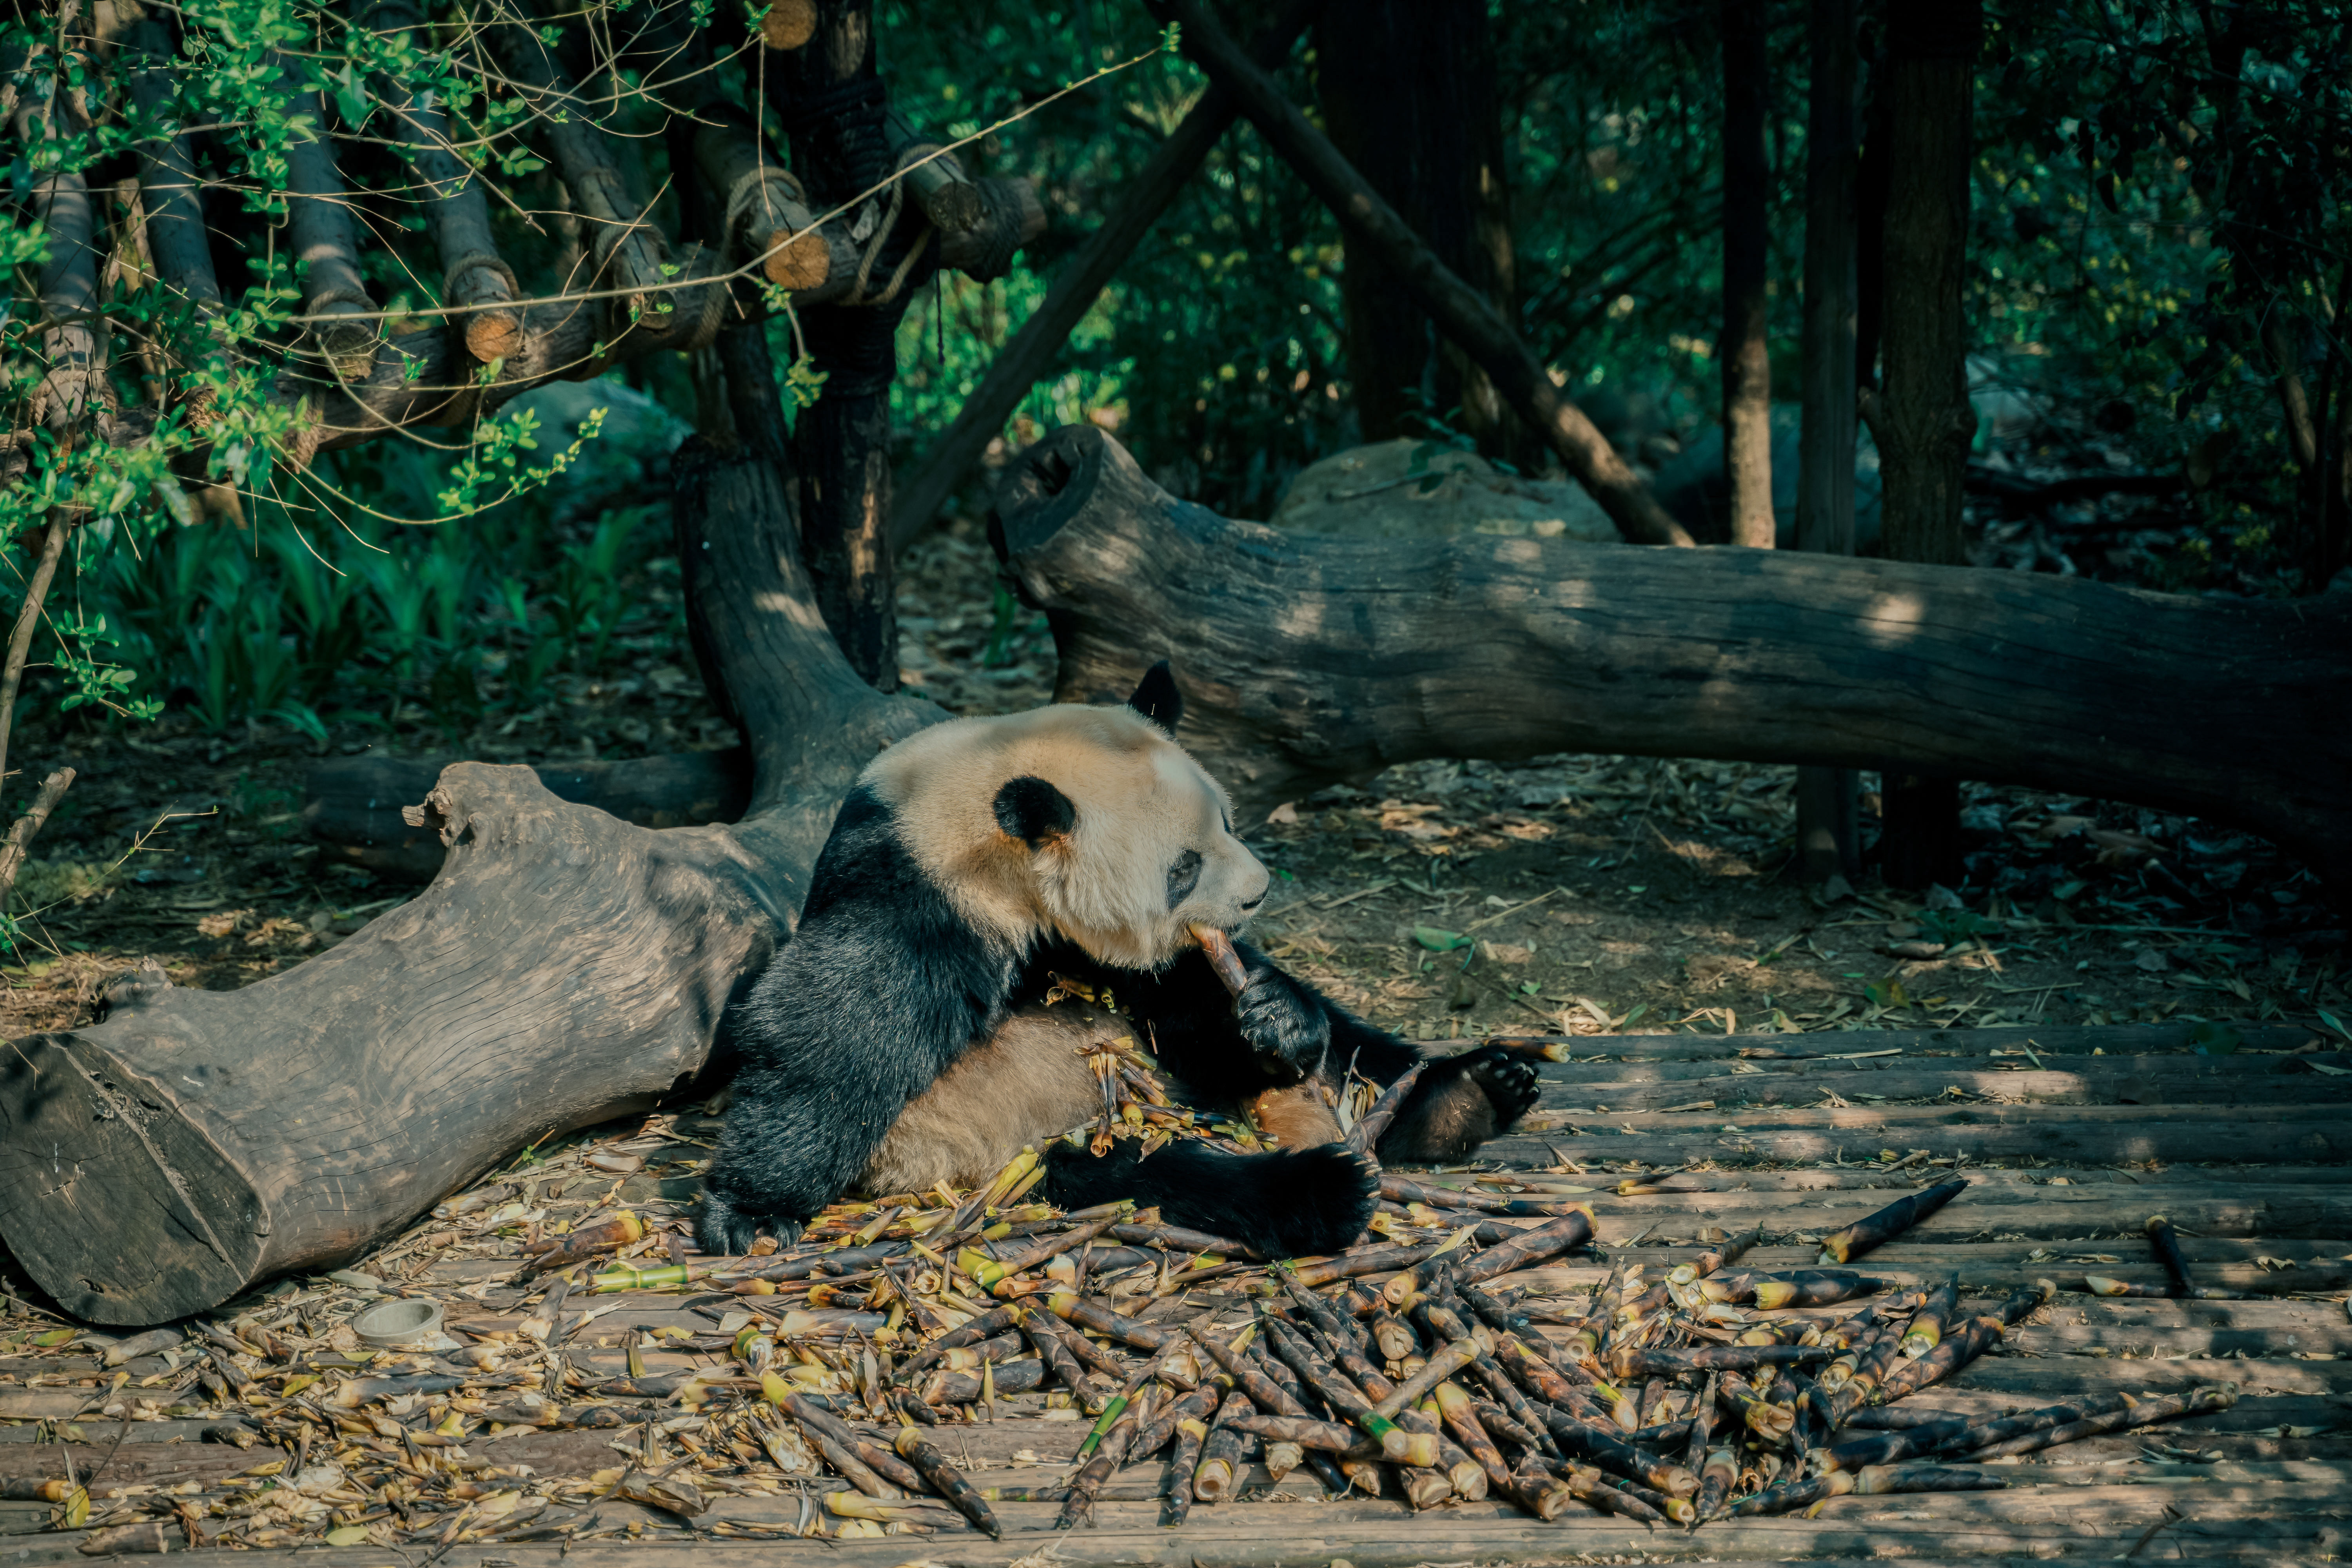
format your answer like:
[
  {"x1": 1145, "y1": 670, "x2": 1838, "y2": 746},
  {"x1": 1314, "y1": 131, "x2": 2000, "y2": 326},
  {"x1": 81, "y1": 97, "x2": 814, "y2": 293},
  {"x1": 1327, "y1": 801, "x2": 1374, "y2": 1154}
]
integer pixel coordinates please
[{"x1": 1166, "y1": 848, "x2": 1203, "y2": 908}]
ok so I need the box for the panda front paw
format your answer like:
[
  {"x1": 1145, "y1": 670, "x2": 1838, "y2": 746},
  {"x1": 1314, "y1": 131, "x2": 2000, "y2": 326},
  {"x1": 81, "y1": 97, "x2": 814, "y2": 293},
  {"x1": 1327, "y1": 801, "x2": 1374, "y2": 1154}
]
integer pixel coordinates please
[
  {"x1": 693, "y1": 1191, "x2": 806, "y2": 1257},
  {"x1": 1234, "y1": 963, "x2": 1330, "y2": 1078},
  {"x1": 1459, "y1": 1044, "x2": 1542, "y2": 1129}
]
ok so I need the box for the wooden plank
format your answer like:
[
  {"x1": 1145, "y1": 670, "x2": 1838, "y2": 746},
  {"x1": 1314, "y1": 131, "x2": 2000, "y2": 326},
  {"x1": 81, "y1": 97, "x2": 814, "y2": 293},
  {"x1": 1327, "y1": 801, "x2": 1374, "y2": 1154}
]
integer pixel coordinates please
[
  {"x1": 1943, "y1": 1354, "x2": 2352, "y2": 1397},
  {"x1": 1500, "y1": 1240, "x2": 2352, "y2": 1294},
  {"x1": 1532, "y1": 1054, "x2": 2352, "y2": 1110},
  {"x1": 1583, "y1": 1185, "x2": 2352, "y2": 1240},
  {"x1": 1490, "y1": 1101, "x2": 2352, "y2": 1165},
  {"x1": 1506, "y1": 1022, "x2": 2320, "y2": 1062},
  {"x1": 4, "y1": 1509, "x2": 2336, "y2": 1565},
  {"x1": 2009, "y1": 1322, "x2": 2352, "y2": 1357}
]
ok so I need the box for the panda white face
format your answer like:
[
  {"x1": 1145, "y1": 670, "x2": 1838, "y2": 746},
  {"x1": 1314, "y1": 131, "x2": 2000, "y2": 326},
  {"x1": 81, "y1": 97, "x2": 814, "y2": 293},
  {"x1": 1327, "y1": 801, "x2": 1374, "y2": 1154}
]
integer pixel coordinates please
[
  {"x1": 1042, "y1": 736, "x2": 1270, "y2": 970},
  {"x1": 863, "y1": 700, "x2": 1270, "y2": 971}
]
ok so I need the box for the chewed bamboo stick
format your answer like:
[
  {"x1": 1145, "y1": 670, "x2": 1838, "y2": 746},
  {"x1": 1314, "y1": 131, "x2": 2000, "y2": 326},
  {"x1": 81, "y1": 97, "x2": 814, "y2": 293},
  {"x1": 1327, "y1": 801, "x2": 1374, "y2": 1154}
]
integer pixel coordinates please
[{"x1": 1816, "y1": 1176, "x2": 1969, "y2": 1265}]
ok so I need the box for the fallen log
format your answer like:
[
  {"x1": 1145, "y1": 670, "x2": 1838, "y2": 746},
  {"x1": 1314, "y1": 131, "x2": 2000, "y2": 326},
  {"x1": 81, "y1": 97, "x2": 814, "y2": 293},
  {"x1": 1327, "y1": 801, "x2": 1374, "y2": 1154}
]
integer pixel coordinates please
[
  {"x1": 0, "y1": 438, "x2": 944, "y2": 1325},
  {"x1": 305, "y1": 748, "x2": 753, "y2": 880},
  {"x1": 988, "y1": 425, "x2": 2352, "y2": 891}
]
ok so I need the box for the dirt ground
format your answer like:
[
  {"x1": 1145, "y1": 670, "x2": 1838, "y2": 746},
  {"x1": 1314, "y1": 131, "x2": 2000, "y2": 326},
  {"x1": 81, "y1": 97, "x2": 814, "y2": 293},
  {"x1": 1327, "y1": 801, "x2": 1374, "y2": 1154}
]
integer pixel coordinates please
[{"x1": 0, "y1": 514, "x2": 2341, "y2": 1051}]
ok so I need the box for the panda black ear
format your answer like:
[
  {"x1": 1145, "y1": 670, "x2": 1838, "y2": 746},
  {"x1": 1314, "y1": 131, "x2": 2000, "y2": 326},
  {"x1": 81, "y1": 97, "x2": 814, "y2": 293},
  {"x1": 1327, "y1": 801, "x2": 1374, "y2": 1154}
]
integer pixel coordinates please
[
  {"x1": 1126, "y1": 660, "x2": 1183, "y2": 734},
  {"x1": 994, "y1": 775, "x2": 1076, "y2": 848}
]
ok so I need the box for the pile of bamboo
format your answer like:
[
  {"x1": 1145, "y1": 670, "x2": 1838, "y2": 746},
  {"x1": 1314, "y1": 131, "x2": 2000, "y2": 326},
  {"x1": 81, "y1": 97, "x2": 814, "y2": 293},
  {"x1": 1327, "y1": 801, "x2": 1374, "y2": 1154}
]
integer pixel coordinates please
[{"x1": 8, "y1": 1152, "x2": 2249, "y2": 1551}]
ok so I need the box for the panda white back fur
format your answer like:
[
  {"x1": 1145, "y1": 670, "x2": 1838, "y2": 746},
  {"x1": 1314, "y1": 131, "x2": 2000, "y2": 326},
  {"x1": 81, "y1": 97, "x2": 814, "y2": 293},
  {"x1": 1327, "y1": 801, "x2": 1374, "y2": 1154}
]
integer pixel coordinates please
[{"x1": 695, "y1": 664, "x2": 1540, "y2": 1257}]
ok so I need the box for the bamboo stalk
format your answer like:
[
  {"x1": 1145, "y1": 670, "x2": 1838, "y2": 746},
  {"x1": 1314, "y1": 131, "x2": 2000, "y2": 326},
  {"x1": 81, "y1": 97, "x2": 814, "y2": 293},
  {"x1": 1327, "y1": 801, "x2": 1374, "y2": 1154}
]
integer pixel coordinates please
[
  {"x1": 2146, "y1": 1213, "x2": 2196, "y2": 1298},
  {"x1": 1191, "y1": 1389, "x2": 1253, "y2": 1503},
  {"x1": 1694, "y1": 1444, "x2": 1737, "y2": 1521},
  {"x1": 1962, "y1": 1382, "x2": 2238, "y2": 1461},
  {"x1": 1370, "y1": 1336, "x2": 1480, "y2": 1418},
  {"x1": 1263, "y1": 1317, "x2": 1435, "y2": 1467},
  {"x1": 893, "y1": 1425, "x2": 1001, "y2": 1538},
  {"x1": 1055, "y1": 1381, "x2": 1153, "y2": 1528},
  {"x1": 1899, "y1": 1276, "x2": 1960, "y2": 1359},
  {"x1": 1129, "y1": 1379, "x2": 1220, "y2": 1460},
  {"x1": 1817, "y1": 1177, "x2": 1970, "y2": 1265},
  {"x1": 0, "y1": 767, "x2": 75, "y2": 918},
  {"x1": 975, "y1": 1215, "x2": 1123, "y2": 1292},
  {"x1": 1850, "y1": 1462, "x2": 2008, "y2": 1495},
  {"x1": 1164, "y1": 1406, "x2": 1208, "y2": 1524},
  {"x1": 1222, "y1": 1413, "x2": 1375, "y2": 1454},
  {"x1": 1536, "y1": 1406, "x2": 1700, "y2": 1499},
  {"x1": 1347, "y1": 1059, "x2": 1428, "y2": 1153}
]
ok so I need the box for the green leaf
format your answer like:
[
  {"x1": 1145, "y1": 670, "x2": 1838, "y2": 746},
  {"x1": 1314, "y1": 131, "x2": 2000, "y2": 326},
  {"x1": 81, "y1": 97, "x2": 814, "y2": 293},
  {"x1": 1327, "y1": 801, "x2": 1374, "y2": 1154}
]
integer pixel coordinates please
[
  {"x1": 2190, "y1": 1021, "x2": 2243, "y2": 1056},
  {"x1": 1413, "y1": 926, "x2": 1470, "y2": 953},
  {"x1": 33, "y1": 1328, "x2": 74, "y2": 1346},
  {"x1": 2316, "y1": 1009, "x2": 2352, "y2": 1045}
]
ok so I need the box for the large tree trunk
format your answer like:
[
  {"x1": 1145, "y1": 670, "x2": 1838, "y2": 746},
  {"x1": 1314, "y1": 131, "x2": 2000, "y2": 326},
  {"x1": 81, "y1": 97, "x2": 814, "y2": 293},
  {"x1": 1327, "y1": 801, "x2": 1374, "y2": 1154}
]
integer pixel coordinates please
[
  {"x1": 991, "y1": 426, "x2": 2352, "y2": 892},
  {"x1": 1318, "y1": 0, "x2": 1516, "y2": 457},
  {"x1": 1793, "y1": 0, "x2": 1862, "y2": 884},
  {"x1": 777, "y1": 0, "x2": 916, "y2": 690},
  {"x1": 0, "y1": 430, "x2": 943, "y2": 1325},
  {"x1": 1872, "y1": 0, "x2": 1982, "y2": 890},
  {"x1": 1720, "y1": 0, "x2": 1775, "y2": 550}
]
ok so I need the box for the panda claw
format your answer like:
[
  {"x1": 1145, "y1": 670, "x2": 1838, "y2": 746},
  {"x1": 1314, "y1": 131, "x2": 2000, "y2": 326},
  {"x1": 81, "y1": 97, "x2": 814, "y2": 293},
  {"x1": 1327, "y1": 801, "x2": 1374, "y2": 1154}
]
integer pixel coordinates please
[
  {"x1": 694, "y1": 1193, "x2": 803, "y2": 1258},
  {"x1": 1460, "y1": 1044, "x2": 1542, "y2": 1129}
]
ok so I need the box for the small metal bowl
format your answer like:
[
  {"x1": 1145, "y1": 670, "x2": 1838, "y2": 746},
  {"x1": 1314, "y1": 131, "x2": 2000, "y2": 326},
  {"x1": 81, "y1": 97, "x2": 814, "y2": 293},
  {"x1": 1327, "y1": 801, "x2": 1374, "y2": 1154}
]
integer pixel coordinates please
[{"x1": 350, "y1": 1298, "x2": 445, "y2": 1350}]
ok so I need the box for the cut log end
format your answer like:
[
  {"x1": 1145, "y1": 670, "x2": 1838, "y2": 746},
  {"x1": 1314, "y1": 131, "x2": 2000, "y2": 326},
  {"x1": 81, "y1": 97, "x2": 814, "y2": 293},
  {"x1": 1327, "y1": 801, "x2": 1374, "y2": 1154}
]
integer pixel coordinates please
[
  {"x1": 465, "y1": 312, "x2": 524, "y2": 365},
  {"x1": 762, "y1": 230, "x2": 833, "y2": 292},
  {"x1": 759, "y1": 0, "x2": 817, "y2": 50}
]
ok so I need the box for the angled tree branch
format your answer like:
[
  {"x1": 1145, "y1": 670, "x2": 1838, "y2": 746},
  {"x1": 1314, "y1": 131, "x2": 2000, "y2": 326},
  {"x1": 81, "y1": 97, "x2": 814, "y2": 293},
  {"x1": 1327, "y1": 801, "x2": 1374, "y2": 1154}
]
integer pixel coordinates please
[
  {"x1": 1149, "y1": 0, "x2": 1695, "y2": 547},
  {"x1": 887, "y1": 0, "x2": 1321, "y2": 552}
]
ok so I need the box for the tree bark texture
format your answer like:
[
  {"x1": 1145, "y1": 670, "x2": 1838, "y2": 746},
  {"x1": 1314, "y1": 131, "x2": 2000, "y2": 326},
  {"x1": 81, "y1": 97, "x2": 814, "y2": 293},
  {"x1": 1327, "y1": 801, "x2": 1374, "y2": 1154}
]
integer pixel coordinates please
[
  {"x1": 887, "y1": 0, "x2": 1321, "y2": 553},
  {"x1": 1152, "y1": 0, "x2": 1692, "y2": 547},
  {"x1": 1720, "y1": 0, "x2": 1774, "y2": 549},
  {"x1": 1318, "y1": 0, "x2": 1516, "y2": 457},
  {"x1": 991, "y1": 425, "x2": 2352, "y2": 892},
  {"x1": 1873, "y1": 0, "x2": 1982, "y2": 891},
  {"x1": 779, "y1": 0, "x2": 913, "y2": 691},
  {"x1": 1795, "y1": 0, "x2": 1862, "y2": 882},
  {"x1": 1, "y1": 440, "x2": 944, "y2": 1324}
]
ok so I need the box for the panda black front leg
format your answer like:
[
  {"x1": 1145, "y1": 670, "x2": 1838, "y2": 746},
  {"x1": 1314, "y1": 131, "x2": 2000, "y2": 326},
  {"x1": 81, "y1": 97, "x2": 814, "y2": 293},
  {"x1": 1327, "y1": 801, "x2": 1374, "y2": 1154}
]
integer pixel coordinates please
[{"x1": 1232, "y1": 949, "x2": 1332, "y2": 1078}]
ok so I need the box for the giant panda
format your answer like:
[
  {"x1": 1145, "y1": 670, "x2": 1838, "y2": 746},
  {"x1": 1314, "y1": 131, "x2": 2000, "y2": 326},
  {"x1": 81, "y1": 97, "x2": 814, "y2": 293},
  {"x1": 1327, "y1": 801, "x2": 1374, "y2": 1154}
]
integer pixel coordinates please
[{"x1": 693, "y1": 665, "x2": 1541, "y2": 1259}]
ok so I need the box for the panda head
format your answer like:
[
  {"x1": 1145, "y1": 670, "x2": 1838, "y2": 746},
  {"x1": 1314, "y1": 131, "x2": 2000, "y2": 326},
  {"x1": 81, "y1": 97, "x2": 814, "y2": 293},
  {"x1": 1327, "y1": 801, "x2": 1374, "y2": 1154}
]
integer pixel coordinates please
[{"x1": 865, "y1": 662, "x2": 1271, "y2": 969}]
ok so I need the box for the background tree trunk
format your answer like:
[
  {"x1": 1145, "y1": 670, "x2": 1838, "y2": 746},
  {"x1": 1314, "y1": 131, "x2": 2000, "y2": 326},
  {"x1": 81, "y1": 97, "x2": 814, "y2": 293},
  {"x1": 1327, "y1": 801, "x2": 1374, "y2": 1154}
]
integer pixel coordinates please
[
  {"x1": 1721, "y1": 0, "x2": 1774, "y2": 549},
  {"x1": 1316, "y1": 0, "x2": 1517, "y2": 457},
  {"x1": 779, "y1": 0, "x2": 918, "y2": 691},
  {"x1": 991, "y1": 425, "x2": 2352, "y2": 891},
  {"x1": 1872, "y1": 0, "x2": 1982, "y2": 891},
  {"x1": 1793, "y1": 0, "x2": 1862, "y2": 884}
]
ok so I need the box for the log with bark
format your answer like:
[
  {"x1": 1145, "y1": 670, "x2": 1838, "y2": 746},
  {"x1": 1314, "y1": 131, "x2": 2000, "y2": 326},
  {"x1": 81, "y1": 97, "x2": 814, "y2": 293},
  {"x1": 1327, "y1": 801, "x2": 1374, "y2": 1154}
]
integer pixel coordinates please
[
  {"x1": 987, "y1": 425, "x2": 2352, "y2": 891},
  {"x1": 0, "y1": 437, "x2": 944, "y2": 1326}
]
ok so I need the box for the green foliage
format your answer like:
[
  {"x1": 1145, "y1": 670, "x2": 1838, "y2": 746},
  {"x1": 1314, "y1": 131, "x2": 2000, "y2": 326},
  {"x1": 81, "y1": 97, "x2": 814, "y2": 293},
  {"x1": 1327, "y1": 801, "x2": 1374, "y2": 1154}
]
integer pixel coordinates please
[{"x1": 58, "y1": 397, "x2": 676, "y2": 737}]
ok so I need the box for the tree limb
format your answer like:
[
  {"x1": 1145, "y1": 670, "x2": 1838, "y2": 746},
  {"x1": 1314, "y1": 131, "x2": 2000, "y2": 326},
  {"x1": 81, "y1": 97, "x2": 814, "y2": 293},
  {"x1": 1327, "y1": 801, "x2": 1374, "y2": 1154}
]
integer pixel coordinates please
[
  {"x1": 372, "y1": 0, "x2": 524, "y2": 363},
  {"x1": 0, "y1": 515, "x2": 70, "y2": 809},
  {"x1": 0, "y1": 767, "x2": 75, "y2": 916},
  {"x1": 277, "y1": 62, "x2": 378, "y2": 382},
  {"x1": 887, "y1": 0, "x2": 1321, "y2": 552},
  {"x1": 1149, "y1": 0, "x2": 1694, "y2": 547}
]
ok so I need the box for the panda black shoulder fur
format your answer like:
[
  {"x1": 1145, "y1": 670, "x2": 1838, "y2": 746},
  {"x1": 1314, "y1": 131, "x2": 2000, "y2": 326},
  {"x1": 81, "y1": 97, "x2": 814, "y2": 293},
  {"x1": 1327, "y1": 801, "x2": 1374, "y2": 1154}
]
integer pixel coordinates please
[{"x1": 694, "y1": 665, "x2": 1540, "y2": 1259}]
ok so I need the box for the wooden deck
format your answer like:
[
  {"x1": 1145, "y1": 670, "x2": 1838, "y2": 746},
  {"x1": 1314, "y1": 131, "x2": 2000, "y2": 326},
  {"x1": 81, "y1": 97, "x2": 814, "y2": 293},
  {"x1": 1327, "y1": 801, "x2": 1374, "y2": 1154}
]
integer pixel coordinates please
[{"x1": 4, "y1": 1019, "x2": 2348, "y2": 1564}]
